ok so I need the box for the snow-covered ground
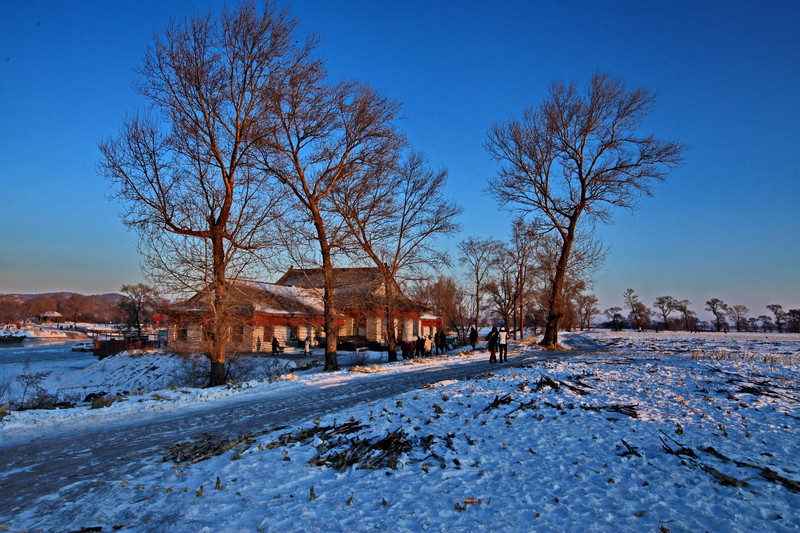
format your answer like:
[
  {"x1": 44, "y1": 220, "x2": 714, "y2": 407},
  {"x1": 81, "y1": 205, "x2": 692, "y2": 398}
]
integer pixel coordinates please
[{"x1": 2, "y1": 331, "x2": 799, "y2": 532}]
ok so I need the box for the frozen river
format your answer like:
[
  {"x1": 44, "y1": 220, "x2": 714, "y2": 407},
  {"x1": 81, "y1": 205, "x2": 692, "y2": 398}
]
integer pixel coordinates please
[{"x1": 0, "y1": 339, "x2": 94, "y2": 366}]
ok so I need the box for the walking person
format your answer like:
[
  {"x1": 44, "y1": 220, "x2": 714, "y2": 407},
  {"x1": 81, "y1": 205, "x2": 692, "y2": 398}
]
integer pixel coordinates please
[
  {"x1": 498, "y1": 326, "x2": 508, "y2": 363},
  {"x1": 304, "y1": 336, "x2": 311, "y2": 358},
  {"x1": 424, "y1": 335, "x2": 432, "y2": 356},
  {"x1": 271, "y1": 337, "x2": 279, "y2": 357},
  {"x1": 469, "y1": 327, "x2": 478, "y2": 350},
  {"x1": 487, "y1": 326, "x2": 498, "y2": 363}
]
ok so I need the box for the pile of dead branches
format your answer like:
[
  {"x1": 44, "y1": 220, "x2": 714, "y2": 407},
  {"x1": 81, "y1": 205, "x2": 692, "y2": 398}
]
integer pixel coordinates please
[
  {"x1": 580, "y1": 403, "x2": 639, "y2": 418},
  {"x1": 266, "y1": 419, "x2": 365, "y2": 449},
  {"x1": 160, "y1": 432, "x2": 262, "y2": 465},
  {"x1": 308, "y1": 428, "x2": 414, "y2": 472}
]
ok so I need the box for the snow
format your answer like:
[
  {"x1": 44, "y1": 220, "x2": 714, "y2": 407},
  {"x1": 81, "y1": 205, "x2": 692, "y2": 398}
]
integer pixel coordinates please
[{"x1": 2, "y1": 331, "x2": 799, "y2": 532}]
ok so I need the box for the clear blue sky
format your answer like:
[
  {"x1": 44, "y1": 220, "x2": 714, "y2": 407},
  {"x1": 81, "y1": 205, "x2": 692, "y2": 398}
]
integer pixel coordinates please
[{"x1": 1, "y1": 1, "x2": 798, "y2": 318}]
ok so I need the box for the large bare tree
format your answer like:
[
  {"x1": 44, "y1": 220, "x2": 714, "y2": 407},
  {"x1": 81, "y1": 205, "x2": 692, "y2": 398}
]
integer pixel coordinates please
[
  {"x1": 257, "y1": 58, "x2": 404, "y2": 371},
  {"x1": 99, "y1": 3, "x2": 299, "y2": 385},
  {"x1": 486, "y1": 72, "x2": 685, "y2": 347},
  {"x1": 333, "y1": 151, "x2": 461, "y2": 361}
]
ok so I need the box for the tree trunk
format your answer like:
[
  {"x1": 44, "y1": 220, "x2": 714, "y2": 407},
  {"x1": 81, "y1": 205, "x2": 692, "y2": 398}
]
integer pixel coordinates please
[
  {"x1": 384, "y1": 278, "x2": 398, "y2": 362},
  {"x1": 474, "y1": 273, "x2": 481, "y2": 332},
  {"x1": 314, "y1": 226, "x2": 338, "y2": 372},
  {"x1": 208, "y1": 228, "x2": 228, "y2": 387},
  {"x1": 540, "y1": 224, "x2": 576, "y2": 348}
]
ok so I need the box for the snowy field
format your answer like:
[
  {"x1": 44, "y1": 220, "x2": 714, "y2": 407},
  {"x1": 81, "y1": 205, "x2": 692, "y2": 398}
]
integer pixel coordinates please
[{"x1": 2, "y1": 331, "x2": 799, "y2": 532}]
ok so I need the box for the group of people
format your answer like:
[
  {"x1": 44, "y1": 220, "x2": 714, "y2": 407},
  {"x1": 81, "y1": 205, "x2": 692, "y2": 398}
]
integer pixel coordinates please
[
  {"x1": 399, "y1": 330, "x2": 449, "y2": 359},
  {"x1": 468, "y1": 325, "x2": 508, "y2": 363}
]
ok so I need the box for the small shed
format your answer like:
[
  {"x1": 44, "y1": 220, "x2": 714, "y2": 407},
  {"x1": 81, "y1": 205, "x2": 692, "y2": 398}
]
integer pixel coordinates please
[{"x1": 37, "y1": 311, "x2": 62, "y2": 324}]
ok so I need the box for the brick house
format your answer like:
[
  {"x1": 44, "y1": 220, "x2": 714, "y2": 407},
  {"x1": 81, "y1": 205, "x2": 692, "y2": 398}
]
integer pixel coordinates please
[
  {"x1": 165, "y1": 268, "x2": 438, "y2": 354},
  {"x1": 276, "y1": 267, "x2": 438, "y2": 345},
  {"x1": 165, "y1": 280, "x2": 339, "y2": 354}
]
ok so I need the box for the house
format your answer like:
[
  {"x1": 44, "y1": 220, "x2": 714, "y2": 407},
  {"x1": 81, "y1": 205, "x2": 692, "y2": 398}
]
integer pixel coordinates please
[
  {"x1": 165, "y1": 280, "x2": 340, "y2": 354},
  {"x1": 276, "y1": 267, "x2": 438, "y2": 345},
  {"x1": 164, "y1": 268, "x2": 438, "y2": 354}
]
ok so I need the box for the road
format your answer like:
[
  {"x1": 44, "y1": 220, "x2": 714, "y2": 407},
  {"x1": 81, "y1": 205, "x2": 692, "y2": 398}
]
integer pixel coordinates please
[{"x1": 0, "y1": 339, "x2": 603, "y2": 523}]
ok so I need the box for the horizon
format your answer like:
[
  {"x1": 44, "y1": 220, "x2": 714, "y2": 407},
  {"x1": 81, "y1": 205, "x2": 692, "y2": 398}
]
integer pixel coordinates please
[{"x1": 1, "y1": 1, "x2": 798, "y2": 315}]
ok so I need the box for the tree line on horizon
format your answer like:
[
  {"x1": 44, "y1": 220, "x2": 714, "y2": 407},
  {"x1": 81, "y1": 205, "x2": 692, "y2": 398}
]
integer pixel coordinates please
[
  {"x1": 97, "y1": 2, "x2": 685, "y2": 385},
  {"x1": 602, "y1": 291, "x2": 800, "y2": 334}
]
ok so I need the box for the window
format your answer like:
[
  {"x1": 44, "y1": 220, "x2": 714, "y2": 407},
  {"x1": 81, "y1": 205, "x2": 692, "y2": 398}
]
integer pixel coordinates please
[{"x1": 176, "y1": 328, "x2": 188, "y2": 341}]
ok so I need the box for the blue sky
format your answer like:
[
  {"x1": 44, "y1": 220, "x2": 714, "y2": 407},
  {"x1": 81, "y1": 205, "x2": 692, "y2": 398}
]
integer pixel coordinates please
[{"x1": 1, "y1": 1, "x2": 798, "y2": 318}]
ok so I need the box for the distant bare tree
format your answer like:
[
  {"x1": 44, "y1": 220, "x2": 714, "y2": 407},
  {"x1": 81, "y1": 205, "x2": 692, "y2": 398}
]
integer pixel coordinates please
[
  {"x1": 118, "y1": 284, "x2": 159, "y2": 338},
  {"x1": 653, "y1": 296, "x2": 678, "y2": 330},
  {"x1": 604, "y1": 307, "x2": 624, "y2": 331},
  {"x1": 758, "y1": 315, "x2": 774, "y2": 333},
  {"x1": 727, "y1": 304, "x2": 749, "y2": 332},
  {"x1": 705, "y1": 298, "x2": 729, "y2": 332},
  {"x1": 333, "y1": 151, "x2": 462, "y2": 361},
  {"x1": 486, "y1": 72, "x2": 685, "y2": 348},
  {"x1": 575, "y1": 292, "x2": 600, "y2": 331},
  {"x1": 624, "y1": 289, "x2": 651, "y2": 331},
  {"x1": 767, "y1": 304, "x2": 786, "y2": 333},
  {"x1": 458, "y1": 236, "x2": 502, "y2": 331},
  {"x1": 674, "y1": 299, "x2": 696, "y2": 332},
  {"x1": 99, "y1": 3, "x2": 298, "y2": 385},
  {"x1": 256, "y1": 54, "x2": 404, "y2": 372},
  {"x1": 787, "y1": 309, "x2": 800, "y2": 333},
  {"x1": 415, "y1": 276, "x2": 470, "y2": 344},
  {"x1": 484, "y1": 243, "x2": 519, "y2": 332}
]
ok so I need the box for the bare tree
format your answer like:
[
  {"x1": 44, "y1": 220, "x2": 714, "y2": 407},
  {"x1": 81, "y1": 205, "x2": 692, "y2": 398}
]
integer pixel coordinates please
[
  {"x1": 767, "y1": 304, "x2": 786, "y2": 333},
  {"x1": 673, "y1": 299, "x2": 695, "y2": 332},
  {"x1": 787, "y1": 309, "x2": 800, "y2": 333},
  {"x1": 333, "y1": 151, "x2": 462, "y2": 361},
  {"x1": 604, "y1": 307, "x2": 624, "y2": 331},
  {"x1": 705, "y1": 298, "x2": 729, "y2": 332},
  {"x1": 484, "y1": 243, "x2": 519, "y2": 331},
  {"x1": 486, "y1": 72, "x2": 685, "y2": 347},
  {"x1": 118, "y1": 283, "x2": 159, "y2": 338},
  {"x1": 256, "y1": 45, "x2": 404, "y2": 371},
  {"x1": 624, "y1": 288, "x2": 651, "y2": 331},
  {"x1": 727, "y1": 304, "x2": 749, "y2": 332},
  {"x1": 575, "y1": 292, "x2": 600, "y2": 330},
  {"x1": 414, "y1": 276, "x2": 470, "y2": 345},
  {"x1": 458, "y1": 236, "x2": 501, "y2": 331},
  {"x1": 99, "y1": 3, "x2": 296, "y2": 386},
  {"x1": 508, "y1": 218, "x2": 541, "y2": 338},
  {"x1": 653, "y1": 296, "x2": 678, "y2": 330}
]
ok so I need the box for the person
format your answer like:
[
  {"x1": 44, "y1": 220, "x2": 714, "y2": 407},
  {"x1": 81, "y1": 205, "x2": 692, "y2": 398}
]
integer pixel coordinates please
[
  {"x1": 487, "y1": 326, "x2": 498, "y2": 363},
  {"x1": 271, "y1": 337, "x2": 279, "y2": 357},
  {"x1": 304, "y1": 337, "x2": 311, "y2": 357},
  {"x1": 469, "y1": 327, "x2": 478, "y2": 349},
  {"x1": 424, "y1": 335, "x2": 432, "y2": 356},
  {"x1": 498, "y1": 326, "x2": 508, "y2": 363},
  {"x1": 415, "y1": 336, "x2": 424, "y2": 358}
]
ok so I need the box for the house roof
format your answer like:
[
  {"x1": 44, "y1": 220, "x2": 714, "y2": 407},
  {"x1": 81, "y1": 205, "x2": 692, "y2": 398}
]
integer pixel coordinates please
[
  {"x1": 276, "y1": 267, "x2": 425, "y2": 312},
  {"x1": 167, "y1": 280, "x2": 325, "y2": 317}
]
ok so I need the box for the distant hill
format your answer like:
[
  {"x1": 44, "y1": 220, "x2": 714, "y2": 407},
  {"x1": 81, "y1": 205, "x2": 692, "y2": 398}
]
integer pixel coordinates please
[{"x1": 1, "y1": 292, "x2": 124, "y2": 301}]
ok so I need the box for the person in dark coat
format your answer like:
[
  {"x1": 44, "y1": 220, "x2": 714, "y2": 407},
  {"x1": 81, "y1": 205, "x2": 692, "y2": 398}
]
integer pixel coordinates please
[
  {"x1": 487, "y1": 326, "x2": 498, "y2": 363},
  {"x1": 469, "y1": 327, "x2": 478, "y2": 349},
  {"x1": 271, "y1": 337, "x2": 279, "y2": 357},
  {"x1": 415, "y1": 336, "x2": 424, "y2": 358}
]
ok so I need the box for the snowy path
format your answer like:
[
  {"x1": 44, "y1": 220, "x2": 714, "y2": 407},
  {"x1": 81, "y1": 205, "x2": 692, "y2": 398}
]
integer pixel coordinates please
[{"x1": 0, "y1": 340, "x2": 598, "y2": 523}]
